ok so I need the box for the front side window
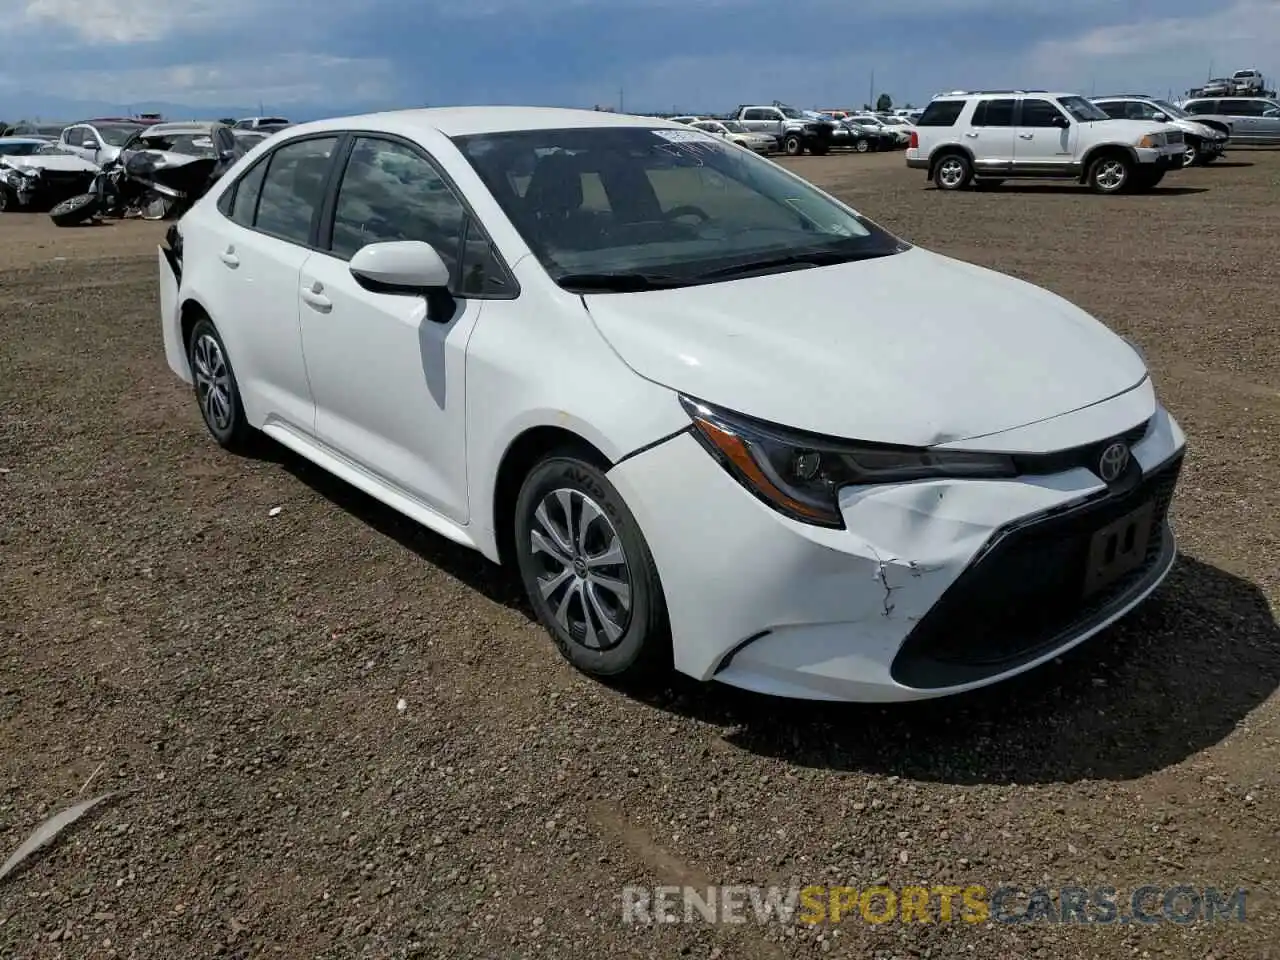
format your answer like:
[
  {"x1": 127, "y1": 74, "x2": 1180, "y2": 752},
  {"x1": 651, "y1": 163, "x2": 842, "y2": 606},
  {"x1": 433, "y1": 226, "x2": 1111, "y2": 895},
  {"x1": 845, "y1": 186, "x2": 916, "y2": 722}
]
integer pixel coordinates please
[
  {"x1": 63, "y1": 127, "x2": 84, "y2": 147},
  {"x1": 1021, "y1": 99, "x2": 1067, "y2": 126},
  {"x1": 1095, "y1": 101, "x2": 1127, "y2": 119},
  {"x1": 1152, "y1": 99, "x2": 1189, "y2": 118},
  {"x1": 254, "y1": 136, "x2": 339, "y2": 245},
  {"x1": 1184, "y1": 100, "x2": 1217, "y2": 115},
  {"x1": 453, "y1": 126, "x2": 905, "y2": 290}
]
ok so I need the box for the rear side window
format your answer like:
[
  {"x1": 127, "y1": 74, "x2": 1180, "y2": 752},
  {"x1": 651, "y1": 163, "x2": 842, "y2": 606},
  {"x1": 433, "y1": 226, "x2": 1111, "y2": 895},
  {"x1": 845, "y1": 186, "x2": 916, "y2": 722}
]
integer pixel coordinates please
[
  {"x1": 1221, "y1": 99, "x2": 1264, "y2": 116},
  {"x1": 254, "y1": 136, "x2": 339, "y2": 245},
  {"x1": 973, "y1": 99, "x2": 1015, "y2": 126},
  {"x1": 917, "y1": 100, "x2": 965, "y2": 126}
]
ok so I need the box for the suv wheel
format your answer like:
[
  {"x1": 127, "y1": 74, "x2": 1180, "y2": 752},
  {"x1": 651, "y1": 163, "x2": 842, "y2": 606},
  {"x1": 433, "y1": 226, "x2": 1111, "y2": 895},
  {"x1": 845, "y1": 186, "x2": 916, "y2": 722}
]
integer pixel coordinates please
[
  {"x1": 782, "y1": 133, "x2": 804, "y2": 156},
  {"x1": 514, "y1": 451, "x2": 670, "y2": 681},
  {"x1": 1088, "y1": 154, "x2": 1133, "y2": 193},
  {"x1": 933, "y1": 154, "x2": 972, "y2": 190},
  {"x1": 1182, "y1": 140, "x2": 1200, "y2": 167}
]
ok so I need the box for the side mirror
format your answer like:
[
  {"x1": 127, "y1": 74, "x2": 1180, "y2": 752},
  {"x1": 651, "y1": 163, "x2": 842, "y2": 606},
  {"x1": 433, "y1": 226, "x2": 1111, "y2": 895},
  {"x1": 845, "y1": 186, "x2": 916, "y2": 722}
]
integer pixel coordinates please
[
  {"x1": 349, "y1": 240, "x2": 450, "y2": 290},
  {"x1": 83, "y1": 139, "x2": 100, "y2": 150},
  {"x1": 1052, "y1": 114, "x2": 1069, "y2": 128},
  {"x1": 1151, "y1": 112, "x2": 1167, "y2": 121}
]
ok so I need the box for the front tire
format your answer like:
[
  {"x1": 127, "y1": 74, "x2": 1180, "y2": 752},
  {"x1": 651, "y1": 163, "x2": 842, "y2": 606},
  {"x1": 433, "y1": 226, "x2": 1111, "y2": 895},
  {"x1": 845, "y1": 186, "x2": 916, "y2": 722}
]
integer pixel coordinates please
[
  {"x1": 1182, "y1": 139, "x2": 1200, "y2": 167},
  {"x1": 782, "y1": 133, "x2": 803, "y2": 156},
  {"x1": 1087, "y1": 153, "x2": 1132, "y2": 193},
  {"x1": 514, "y1": 451, "x2": 669, "y2": 681},
  {"x1": 933, "y1": 153, "x2": 972, "y2": 190},
  {"x1": 187, "y1": 317, "x2": 254, "y2": 451}
]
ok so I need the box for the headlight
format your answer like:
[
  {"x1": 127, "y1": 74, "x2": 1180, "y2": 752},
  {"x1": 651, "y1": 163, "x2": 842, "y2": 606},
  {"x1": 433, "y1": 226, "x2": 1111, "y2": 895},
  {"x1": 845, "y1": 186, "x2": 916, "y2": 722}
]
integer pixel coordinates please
[
  {"x1": 1136, "y1": 133, "x2": 1164, "y2": 148},
  {"x1": 680, "y1": 396, "x2": 1017, "y2": 528}
]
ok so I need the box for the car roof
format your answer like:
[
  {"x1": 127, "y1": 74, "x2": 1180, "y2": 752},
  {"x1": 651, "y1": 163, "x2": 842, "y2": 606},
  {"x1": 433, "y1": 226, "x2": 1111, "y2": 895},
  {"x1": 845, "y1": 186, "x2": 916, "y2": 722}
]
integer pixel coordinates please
[
  {"x1": 139, "y1": 121, "x2": 221, "y2": 136},
  {"x1": 277, "y1": 106, "x2": 688, "y2": 140}
]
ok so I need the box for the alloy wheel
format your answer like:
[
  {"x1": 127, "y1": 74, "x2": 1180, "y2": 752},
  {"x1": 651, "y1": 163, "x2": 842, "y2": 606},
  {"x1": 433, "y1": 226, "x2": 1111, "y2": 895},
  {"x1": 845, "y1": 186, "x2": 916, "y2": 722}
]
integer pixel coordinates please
[
  {"x1": 191, "y1": 333, "x2": 234, "y2": 433},
  {"x1": 529, "y1": 487, "x2": 632, "y2": 651},
  {"x1": 937, "y1": 158, "x2": 966, "y2": 188},
  {"x1": 1096, "y1": 159, "x2": 1127, "y2": 190}
]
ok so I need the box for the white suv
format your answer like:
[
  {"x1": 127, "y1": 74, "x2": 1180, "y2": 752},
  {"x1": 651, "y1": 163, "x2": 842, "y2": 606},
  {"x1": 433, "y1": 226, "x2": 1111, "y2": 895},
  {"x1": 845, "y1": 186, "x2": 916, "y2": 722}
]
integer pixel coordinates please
[{"x1": 906, "y1": 90, "x2": 1186, "y2": 193}]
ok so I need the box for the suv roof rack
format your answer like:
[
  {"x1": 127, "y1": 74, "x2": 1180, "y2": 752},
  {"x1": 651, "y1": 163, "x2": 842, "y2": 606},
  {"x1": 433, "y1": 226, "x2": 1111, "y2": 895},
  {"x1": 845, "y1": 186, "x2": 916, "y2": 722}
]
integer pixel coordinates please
[
  {"x1": 1094, "y1": 94, "x2": 1151, "y2": 99},
  {"x1": 938, "y1": 89, "x2": 1048, "y2": 96}
]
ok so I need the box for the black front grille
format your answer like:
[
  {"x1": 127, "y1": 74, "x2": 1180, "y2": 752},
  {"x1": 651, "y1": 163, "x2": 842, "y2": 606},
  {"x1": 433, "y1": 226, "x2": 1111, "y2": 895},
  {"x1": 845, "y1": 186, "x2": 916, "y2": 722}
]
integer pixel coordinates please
[
  {"x1": 891, "y1": 452, "x2": 1182, "y2": 689},
  {"x1": 1013, "y1": 418, "x2": 1151, "y2": 477}
]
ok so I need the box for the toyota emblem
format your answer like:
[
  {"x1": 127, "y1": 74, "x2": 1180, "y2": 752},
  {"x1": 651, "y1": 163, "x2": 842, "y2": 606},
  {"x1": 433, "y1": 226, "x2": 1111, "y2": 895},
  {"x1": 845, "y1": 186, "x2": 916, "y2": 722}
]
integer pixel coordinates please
[{"x1": 1098, "y1": 442, "x2": 1130, "y2": 483}]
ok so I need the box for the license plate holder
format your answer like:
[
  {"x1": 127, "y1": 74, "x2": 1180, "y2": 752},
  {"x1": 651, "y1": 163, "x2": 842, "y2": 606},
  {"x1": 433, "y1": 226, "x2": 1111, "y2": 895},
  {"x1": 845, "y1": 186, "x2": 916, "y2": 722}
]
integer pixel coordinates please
[{"x1": 1083, "y1": 500, "x2": 1155, "y2": 597}]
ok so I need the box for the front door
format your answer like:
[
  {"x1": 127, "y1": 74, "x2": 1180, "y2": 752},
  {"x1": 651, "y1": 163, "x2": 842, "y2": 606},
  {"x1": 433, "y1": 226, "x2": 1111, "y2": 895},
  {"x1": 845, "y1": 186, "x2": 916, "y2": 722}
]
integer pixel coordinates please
[
  {"x1": 298, "y1": 135, "x2": 496, "y2": 523},
  {"x1": 1011, "y1": 98, "x2": 1076, "y2": 174}
]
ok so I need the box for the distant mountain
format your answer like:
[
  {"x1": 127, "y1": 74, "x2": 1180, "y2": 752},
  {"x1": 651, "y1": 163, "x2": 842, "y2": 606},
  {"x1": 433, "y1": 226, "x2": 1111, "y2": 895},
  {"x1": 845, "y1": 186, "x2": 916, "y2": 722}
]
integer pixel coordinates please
[{"x1": 0, "y1": 91, "x2": 394, "y2": 125}]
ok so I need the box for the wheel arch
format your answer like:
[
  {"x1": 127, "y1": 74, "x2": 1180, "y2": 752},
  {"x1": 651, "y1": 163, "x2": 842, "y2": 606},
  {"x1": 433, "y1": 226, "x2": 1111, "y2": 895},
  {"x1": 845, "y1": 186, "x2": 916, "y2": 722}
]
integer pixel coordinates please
[
  {"x1": 1079, "y1": 144, "x2": 1138, "y2": 182},
  {"x1": 928, "y1": 144, "x2": 975, "y2": 176},
  {"x1": 490, "y1": 425, "x2": 613, "y2": 568}
]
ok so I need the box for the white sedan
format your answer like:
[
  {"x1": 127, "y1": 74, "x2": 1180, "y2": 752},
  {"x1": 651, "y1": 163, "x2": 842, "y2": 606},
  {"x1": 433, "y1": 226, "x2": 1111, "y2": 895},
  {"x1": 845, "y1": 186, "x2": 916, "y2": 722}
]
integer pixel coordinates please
[{"x1": 158, "y1": 107, "x2": 1186, "y2": 702}]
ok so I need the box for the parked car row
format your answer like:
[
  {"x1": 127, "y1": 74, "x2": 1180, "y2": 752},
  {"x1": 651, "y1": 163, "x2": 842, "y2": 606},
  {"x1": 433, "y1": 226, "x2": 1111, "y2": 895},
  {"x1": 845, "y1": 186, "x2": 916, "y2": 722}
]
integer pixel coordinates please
[
  {"x1": 904, "y1": 88, "x2": 1260, "y2": 194},
  {"x1": 0, "y1": 116, "x2": 287, "y2": 215},
  {"x1": 661, "y1": 102, "x2": 918, "y2": 157}
]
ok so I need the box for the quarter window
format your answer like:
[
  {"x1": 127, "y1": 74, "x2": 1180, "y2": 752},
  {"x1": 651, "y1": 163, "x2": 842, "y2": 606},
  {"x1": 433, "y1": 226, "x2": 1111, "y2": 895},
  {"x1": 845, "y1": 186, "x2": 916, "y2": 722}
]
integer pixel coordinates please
[
  {"x1": 229, "y1": 158, "x2": 269, "y2": 226},
  {"x1": 254, "y1": 136, "x2": 339, "y2": 245},
  {"x1": 916, "y1": 100, "x2": 964, "y2": 126}
]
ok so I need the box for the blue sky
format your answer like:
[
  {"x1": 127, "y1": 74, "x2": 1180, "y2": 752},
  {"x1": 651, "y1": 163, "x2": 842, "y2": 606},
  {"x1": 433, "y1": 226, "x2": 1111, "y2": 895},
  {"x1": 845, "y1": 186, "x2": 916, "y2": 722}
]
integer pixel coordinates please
[{"x1": 0, "y1": 0, "x2": 1276, "y2": 119}]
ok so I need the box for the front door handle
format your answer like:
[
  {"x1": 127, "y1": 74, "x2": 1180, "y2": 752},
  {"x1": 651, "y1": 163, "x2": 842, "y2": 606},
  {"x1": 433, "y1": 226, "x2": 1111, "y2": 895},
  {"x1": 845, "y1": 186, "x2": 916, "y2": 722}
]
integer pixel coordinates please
[
  {"x1": 300, "y1": 281, "x2": 332, "y2": 312},
  {"x1": 219, "y1": 246, "x2": 239, "y2": 267},
  {"x1": 1018, "y1": 133, "x2": 1034, "y2": 139}
]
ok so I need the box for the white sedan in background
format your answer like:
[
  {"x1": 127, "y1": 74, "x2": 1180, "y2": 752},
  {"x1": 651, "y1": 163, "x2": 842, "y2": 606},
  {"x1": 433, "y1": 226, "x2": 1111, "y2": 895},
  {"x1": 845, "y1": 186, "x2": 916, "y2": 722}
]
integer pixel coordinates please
[
  {"x1": 158, "y1": 107, "x2": 1186, "y2": 702},
  {"x1": 689, "y1": 119, "x2": 776, "y2": 152}
]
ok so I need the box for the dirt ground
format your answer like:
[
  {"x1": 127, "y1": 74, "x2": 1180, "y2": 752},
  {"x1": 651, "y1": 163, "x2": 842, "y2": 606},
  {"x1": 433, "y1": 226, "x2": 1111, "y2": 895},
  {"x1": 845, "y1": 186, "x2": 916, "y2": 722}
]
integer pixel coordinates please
[{"x1": 1, "y1": 149, "x2": 1277, "y2": 959}]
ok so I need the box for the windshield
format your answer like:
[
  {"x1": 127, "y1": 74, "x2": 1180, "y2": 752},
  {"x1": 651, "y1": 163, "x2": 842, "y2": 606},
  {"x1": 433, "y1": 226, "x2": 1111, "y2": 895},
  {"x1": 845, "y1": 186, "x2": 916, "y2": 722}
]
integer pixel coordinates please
[
  {"x1": 452, "y1": 126, "x2": 906, "y2": 290},
  {"x1": 779, "y1": 107, "x2": 804, "y2": 119},
  {"x1": 1153, "y1": 99, "x2": 1188, "y2": 119},
  {"x1": 96, "y1": 123, "x2": 145, "y2": 146},
  {"x1": 721, "y1": 121, "x2": 747, "y2": 132},
  {"x1": 1058, "y1": 96, "x2": 1110, "y2": 122},
  {"x1": 0, "y1": 141, "x2": 44, "y2": 156}
]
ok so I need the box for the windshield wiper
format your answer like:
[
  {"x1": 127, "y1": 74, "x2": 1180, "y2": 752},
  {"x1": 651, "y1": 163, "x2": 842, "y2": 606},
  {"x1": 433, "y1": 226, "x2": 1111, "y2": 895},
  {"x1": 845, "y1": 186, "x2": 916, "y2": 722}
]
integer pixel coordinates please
[
  {"x1": 692, "y1": 247, "x2": 901, "y2": 281},
  {"x1": 556, "y1": 272, "x2": 691, "y2": 292}
]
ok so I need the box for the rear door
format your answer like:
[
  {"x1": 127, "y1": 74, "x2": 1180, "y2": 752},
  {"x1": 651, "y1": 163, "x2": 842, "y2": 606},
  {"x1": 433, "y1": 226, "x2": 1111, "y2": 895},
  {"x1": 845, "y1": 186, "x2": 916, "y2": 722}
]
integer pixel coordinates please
[
  {"x1": 1217, "y1": 98, "x2": 1264, "y2": 141},
  {"x1": 965, "y1": 98, "x2": 1016, "y2": 172},
  {"x1": 204, "y1": 134, "x2": 341, "y2": 432}
]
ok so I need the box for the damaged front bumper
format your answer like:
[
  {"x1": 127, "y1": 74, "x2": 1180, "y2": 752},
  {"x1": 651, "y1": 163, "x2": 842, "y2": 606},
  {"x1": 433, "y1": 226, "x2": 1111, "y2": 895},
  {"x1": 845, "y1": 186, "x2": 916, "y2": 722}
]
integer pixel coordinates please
[
  {"x1": 606, "y1": 397, "x2": 1186, "y2": 702},
  {"x1": 1, "y1": 166, "x2": 95, "y2": 210}
]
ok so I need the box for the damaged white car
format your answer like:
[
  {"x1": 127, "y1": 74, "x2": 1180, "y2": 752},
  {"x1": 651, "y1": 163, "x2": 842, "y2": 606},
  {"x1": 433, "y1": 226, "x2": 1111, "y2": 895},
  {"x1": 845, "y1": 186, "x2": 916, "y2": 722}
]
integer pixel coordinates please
[
  {"x1": 157, "y1": 108, "x2": 1187, "y2": 702},
  {"x1": 0, "y1": 137, "x2": 99, "y2": 212}
]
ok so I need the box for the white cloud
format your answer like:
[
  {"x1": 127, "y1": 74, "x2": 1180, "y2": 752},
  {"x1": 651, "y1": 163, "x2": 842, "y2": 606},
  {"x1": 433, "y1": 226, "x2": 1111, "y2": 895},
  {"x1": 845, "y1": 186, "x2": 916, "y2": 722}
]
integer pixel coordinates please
[
  {"x1": 1027, "y1": 0, "x2": 1280, "y2": 89},
  {"x1": 48, "y1": 53, "x2": 395, "y2": 107}
]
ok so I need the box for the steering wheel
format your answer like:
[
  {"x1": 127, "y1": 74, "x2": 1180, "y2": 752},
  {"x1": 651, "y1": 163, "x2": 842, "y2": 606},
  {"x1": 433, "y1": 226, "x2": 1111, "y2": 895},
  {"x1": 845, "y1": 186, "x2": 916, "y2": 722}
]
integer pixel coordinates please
[{"x1": 665, "y1": 204, "x2": 711, "y2": 224}]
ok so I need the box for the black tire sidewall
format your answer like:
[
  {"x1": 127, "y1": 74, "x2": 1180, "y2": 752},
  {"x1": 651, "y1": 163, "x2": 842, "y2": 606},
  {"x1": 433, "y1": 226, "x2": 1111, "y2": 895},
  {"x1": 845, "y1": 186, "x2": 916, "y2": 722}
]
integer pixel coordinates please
[
  {"x1": 783, "y1": 134, "x2": 802, "y2": 155},
  {"x1": 513, "y1": 454, "x2": 667, "y2": 678},
  {"x1": 187, "y1": 317, "x2": 250, "y2": 447},
  {"x1": 0, "y1": 187, "x2": 10, "y2": 212}
]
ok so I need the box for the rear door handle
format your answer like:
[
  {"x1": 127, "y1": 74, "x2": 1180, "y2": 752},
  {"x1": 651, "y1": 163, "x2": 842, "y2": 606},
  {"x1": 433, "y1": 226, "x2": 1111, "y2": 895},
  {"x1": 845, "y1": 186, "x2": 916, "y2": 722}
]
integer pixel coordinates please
[
  {"x1": 964, "y1": 131, "x2": 979, "y2": 138},
  {"x1": 300, "y1": 281, "x2": 332, "y2": 312},
  {"x1": 219, "y1": 247, "x2": 239, "y2": 267},
  {"x1": 1018, "y1": 133, "x2": 1034, "y2": 139}
]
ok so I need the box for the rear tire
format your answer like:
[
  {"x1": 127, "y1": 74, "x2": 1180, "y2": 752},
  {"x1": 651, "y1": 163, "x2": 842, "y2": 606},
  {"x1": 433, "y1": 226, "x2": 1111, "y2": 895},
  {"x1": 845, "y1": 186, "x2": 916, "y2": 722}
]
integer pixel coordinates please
[
  {"x1": 855, "y1": 138, "x2": 869, "y2": 153},
  {"x1": 514, "y1": 451, "x2": 670, "y2": 682},
  {"x1": 932, "y1": 153, "x2": 973, "y2": 190},
  {"x1": 187, "y1": 317, "x2": 255, "y2": 451},
  {"x1": 49, "y1": 193, "x2": 99, "y2": 226}
]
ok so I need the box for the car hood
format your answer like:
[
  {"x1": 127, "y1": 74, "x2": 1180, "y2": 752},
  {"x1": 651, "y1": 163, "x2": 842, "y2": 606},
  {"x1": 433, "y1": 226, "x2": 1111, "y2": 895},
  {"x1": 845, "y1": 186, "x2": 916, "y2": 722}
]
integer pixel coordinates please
[
  {"x1": 3, "y1": 154, "x2": 99, "y2": 173},
  {"x1": 582, "y1": 247, "x2": 1147, "y2": 446},
  {"x1": 1086, "y1": 118, "x2": 1178, "y2": 138}
]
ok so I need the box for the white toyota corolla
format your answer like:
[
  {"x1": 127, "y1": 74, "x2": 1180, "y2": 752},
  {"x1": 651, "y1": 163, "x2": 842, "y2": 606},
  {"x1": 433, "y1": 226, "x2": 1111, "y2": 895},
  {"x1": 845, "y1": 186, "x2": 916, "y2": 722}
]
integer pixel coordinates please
[{"x1": 157, "y1": 106, "x2": 1186, "y2": 702}]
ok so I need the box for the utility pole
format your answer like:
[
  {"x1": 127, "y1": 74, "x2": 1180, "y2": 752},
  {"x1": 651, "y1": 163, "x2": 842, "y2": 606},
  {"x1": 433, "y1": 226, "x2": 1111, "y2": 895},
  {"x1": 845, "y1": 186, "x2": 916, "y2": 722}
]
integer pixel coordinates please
[
  {"x1": 618, "y1": 86, "x2": 624, "y2": 113},
  {"x1": 869, "y1": 69, "x2": 875, "y2": 109}
]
